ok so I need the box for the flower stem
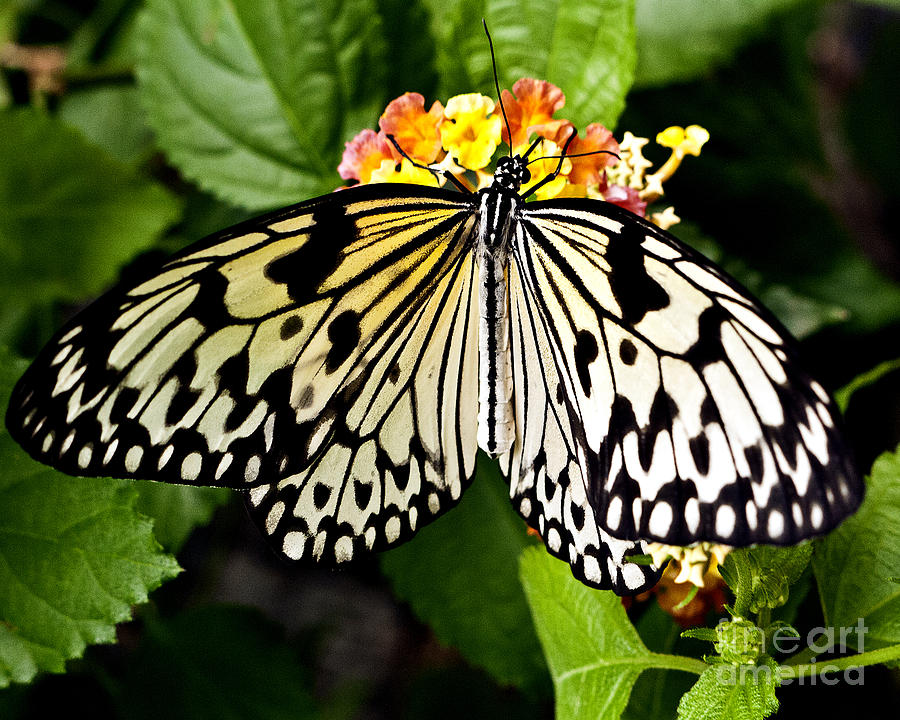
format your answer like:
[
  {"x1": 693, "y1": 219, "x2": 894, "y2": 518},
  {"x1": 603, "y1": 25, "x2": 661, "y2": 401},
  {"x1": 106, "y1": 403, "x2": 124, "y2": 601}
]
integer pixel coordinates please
[
  {"x1": 779, "y1": 643, "x2": 900, "y2": 679},
  {"x1": 647, "y1": 652, "x2": 708, "y2": 676}
]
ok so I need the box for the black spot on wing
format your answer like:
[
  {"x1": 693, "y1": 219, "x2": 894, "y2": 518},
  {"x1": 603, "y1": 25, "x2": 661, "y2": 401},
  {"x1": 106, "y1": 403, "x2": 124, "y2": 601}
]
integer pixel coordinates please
[
  {"x1": 353, "y1": 479, "x2": 373, "y2": 509},
  {"x1": 264, "y1": 201, "x2": 352, "y2": 303},
  {"x1": 313, "y1": 482, "x2": 332, "y2": 510},
  {"x1": 605, "y1": 222, "x2": 669, "y2": 325},
  {"x1": 388, "y1": 363, "x2": 401, "y2": 384},
  {"x1": 325, "y1": 310, "x2": 361, "y2": 373},
  {"x1": 279, "y1": 315, "x2": 303, "y2": 340},
  {"x1": 574, "y1": 330, "x2": 598, "y2": 396},
  {"x1": 689, "y1": 434, "x2": 711, "y2": 475},
  {"x1": 619, "y1": 338, "x2": 637, "y2": 366},
  {"x1": 164, "y1": 353, "x2": 201, "y2": 425}
]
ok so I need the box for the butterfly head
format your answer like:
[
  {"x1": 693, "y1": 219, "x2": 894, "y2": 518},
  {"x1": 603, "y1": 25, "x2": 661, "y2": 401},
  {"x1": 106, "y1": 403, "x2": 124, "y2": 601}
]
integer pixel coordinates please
[{"x1": 493, "y1": 154, "x2": 531, "y2": 194}]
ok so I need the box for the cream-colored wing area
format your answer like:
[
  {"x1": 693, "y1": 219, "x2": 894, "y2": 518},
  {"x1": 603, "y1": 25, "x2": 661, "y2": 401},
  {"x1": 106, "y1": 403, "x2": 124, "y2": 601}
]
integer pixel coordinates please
[
  {"x1": 500, "y1": 258, "x2": 663, "y2": 595},
  {"x1": 7, "y1": 184, "x2": 479, "y2": 509},
  {"x1": 515, "y1": 200, "x2": 861, "y2": 549},
  {"x1": 246, "y1": 250, "x2": 479, "y2": 564}
]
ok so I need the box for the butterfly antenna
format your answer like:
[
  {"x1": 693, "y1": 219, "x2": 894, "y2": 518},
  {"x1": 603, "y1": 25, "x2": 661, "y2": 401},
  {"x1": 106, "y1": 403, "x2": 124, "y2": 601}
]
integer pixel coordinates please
[
  {"x1": 385, "y1": 134, "x2": 471, "y2": 194},
  {"x1": 483, "y1": 19, "x2": 512, "y2": 158},
  {"x1": 521, "y1": 128, "x2": 578, "y2": 198}
]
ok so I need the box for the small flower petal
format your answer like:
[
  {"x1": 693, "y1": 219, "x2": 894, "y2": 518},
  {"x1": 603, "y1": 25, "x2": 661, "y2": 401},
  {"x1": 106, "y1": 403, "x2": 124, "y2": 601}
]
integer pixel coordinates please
[
  {"x1": 379, "y1": 92, "x2": 445, "y2": 164},
  {"x1": 368, "y1": 157, "x2": 440, "y2": 186},
  {"x1": 500, "y1": 78, "x2": 566, "y2": 147},
  {"x1": 517, "y1": 139, "x2": 571, "y2": 200},
  {"x1": 440, "y1": 93, "x2": 502, "y2": 170},
  {"x1": 556, "y1": 122, "x2": 619, "y2": 186},
  {"x1": 656, "y1": 124, "x2": 709, "y2": 156},
  {"x1": 338, "y1": 129, "x2": 394, "y2": 184},
  {"x1": 651, "y1": 206, "x2": 681, "y2": 230},
  {"x1": 602, "y1": 184, "x2": 647, "y2": 216}
]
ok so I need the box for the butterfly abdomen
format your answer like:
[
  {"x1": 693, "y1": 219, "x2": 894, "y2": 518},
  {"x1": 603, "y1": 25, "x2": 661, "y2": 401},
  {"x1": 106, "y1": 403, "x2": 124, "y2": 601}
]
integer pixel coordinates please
[{"x1": 476, "y1": 189, "x2": 517, "y2": 456}]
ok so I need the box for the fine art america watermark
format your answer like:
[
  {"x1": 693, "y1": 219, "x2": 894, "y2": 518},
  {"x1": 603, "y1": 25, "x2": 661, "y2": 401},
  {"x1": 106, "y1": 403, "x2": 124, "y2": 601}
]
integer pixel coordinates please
[{"x1": 715, "y1": 618, "x2": 869, "y2": 686}]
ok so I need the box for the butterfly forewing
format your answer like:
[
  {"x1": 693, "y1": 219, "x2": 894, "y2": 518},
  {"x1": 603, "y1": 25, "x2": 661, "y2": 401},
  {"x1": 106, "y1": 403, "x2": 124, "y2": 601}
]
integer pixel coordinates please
[
  {"x1": 7, "y1": 185, "x2": 476, "y2": 488},
  {"x1": 514, "y1": 200, "x2": 862, "y2": 548}
]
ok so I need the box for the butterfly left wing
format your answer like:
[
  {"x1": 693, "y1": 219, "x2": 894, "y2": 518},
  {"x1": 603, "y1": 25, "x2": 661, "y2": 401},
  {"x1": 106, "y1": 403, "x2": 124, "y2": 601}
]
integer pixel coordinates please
[
  {"x1": 513, "y1": 200, "x2": 862, "y2": 548},
  {"x1": 501, "y1": 257, "x2": 663, "y2": 594},
  {"x1": 6, "y1": 184, "x2": 482, "y2": 564}
]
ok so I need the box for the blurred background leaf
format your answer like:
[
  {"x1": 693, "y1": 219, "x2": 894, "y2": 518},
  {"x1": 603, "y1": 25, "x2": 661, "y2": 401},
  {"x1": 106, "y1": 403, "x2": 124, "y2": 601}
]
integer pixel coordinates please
[
  {"x1": 381, "y1": 454, "x2": 549, "y2": 694},
  {"x1": 114, "y1": 606, "x2": 322, "y2": 720},
  {"x1": 0, "y1": 109, "x2": 181, "y2": 350},
  {"x1": 633, "y1": 0, "x2": 808, "y2": 87}
]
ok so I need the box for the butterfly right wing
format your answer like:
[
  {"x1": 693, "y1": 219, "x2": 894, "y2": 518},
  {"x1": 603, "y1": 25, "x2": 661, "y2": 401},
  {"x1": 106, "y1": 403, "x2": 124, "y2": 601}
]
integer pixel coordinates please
[{"x1": 502, "y1": 257, "x2": 664, "y2": 594}]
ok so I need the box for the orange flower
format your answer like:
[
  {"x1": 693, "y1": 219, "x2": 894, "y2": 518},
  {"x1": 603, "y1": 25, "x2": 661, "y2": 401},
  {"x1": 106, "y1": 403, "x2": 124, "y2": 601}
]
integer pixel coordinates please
[
  {"x1": 378, "y1": 92, "x2": 445, "y2": 164},
  {"x1": 548, "y1": 122, "x2": 620, "y2": 186},
  {"x1": 499, "y1": 78, "x2": 567, "y2": 147},
  {"x1": 337, "y1": 129, "x2": 394, "y2": 184}
]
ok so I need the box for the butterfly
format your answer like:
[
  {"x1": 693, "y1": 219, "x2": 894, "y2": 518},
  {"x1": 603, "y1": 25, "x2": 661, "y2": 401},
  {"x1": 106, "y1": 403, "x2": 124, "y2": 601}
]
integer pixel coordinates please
[{"x1": 4, "y1": 77, "x2": 863, "y2": 596}]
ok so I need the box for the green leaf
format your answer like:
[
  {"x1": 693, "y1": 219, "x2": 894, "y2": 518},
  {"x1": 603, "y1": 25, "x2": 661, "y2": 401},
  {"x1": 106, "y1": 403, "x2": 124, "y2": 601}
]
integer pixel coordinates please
[
  {"x1": 116, "y1": 606, "x2": 318, "y2": 720},
  {"x1": 834, "y1": 357, "x2": 900, "y2": 414},
  {"x1": 425, "y1": 0, "x2": 636, "y2": 129},
  {"x1": 676, "y1": 660, "x2": 779, "y2": 720},
  {"x1": 0, "y1": 350, "x2": 181, "y2": 688},
  {"x1": 58, "y1": 86, "x2": 155, "y2": 166},
  {"x1": 66, "y1": 0, "x2": 143, "y2": 69},
  {"x1": 0, "y1": 109, "x2": 181, "y2": 343},
  {"x1": 381, "y1": 455, "x2": 549, "y2": 693},
  {"x1": 520, "y1": 548, "x2": 704, "y2": 720},
  {"x1": 634, "y1": 0, "x2": 805, "y2": 87},
  {"x1": 813, "y1": 445, "x2": 900, "y2": 650},
  {"x1": 134, "y1": 482, "x2": 232, "y2": 552},
  {"x1": 719, "y1": 544, "x2": 813, "y2": 618},
  {"x1": 625, "y1": 603, "x2": 698, "y2": 720},
  {"x1": 136, "y1": 0, "x2": 389, "y2": 210},
  {"x1": 753, "y1": 284, "x2": 848, "y2": 341}
]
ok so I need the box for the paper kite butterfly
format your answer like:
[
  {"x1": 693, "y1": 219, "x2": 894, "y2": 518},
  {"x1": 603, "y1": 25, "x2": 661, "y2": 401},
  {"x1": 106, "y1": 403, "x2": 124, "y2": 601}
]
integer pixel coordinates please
[{"x1": 4, "y1": 59, "x2": 862, "y2": 598}]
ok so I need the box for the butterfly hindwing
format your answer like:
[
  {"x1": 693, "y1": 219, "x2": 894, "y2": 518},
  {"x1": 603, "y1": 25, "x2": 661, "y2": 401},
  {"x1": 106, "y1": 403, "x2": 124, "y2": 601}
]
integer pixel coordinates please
[
  {"x1": 502, "y1": 257, "x2": 663, "y2": 594},
  {"x1": 514, "y1": 199, "x2": 862, "y2": 548}
]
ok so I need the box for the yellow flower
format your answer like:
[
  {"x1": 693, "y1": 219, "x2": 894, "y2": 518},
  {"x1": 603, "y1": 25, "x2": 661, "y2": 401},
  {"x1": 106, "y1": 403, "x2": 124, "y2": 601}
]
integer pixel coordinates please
[
  {"x1": 647, "y1": 542, "x2": 730, "y2": 588},
  {"x1": 656, "y1": 125, "x2": 710, "y2": 157},
  {"x1": 440, "y1": 94, "x2": 502, "y2": 171},
  {"x1": 651, "y1": 206, "x2": 681, "y2": 230},
  {"x1": 368, "y1": 158, "x2": 440, "y2": 187},
  {"x1": 517, "y1": 139, "x2": 572, "y2": 200}
]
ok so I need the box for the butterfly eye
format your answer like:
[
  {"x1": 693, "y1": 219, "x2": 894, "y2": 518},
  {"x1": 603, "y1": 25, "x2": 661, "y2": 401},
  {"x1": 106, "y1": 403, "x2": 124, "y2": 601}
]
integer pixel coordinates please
[{"x1": 521, "y1": 168, "x2": 531, "y2": 183}]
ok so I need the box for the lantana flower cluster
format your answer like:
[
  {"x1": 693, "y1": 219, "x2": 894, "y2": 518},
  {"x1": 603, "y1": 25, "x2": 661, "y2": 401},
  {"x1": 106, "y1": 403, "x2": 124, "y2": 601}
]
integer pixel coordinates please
[{"x1": 337, "y1": 78, "x2": 709, "y2": 230}]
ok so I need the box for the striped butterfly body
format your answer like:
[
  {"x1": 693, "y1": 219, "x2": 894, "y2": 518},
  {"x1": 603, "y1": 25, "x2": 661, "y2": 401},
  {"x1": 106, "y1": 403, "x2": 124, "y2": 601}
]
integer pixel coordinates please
[{"x1": 6, "y1": 145, "x2": 861, "y2": 595}]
